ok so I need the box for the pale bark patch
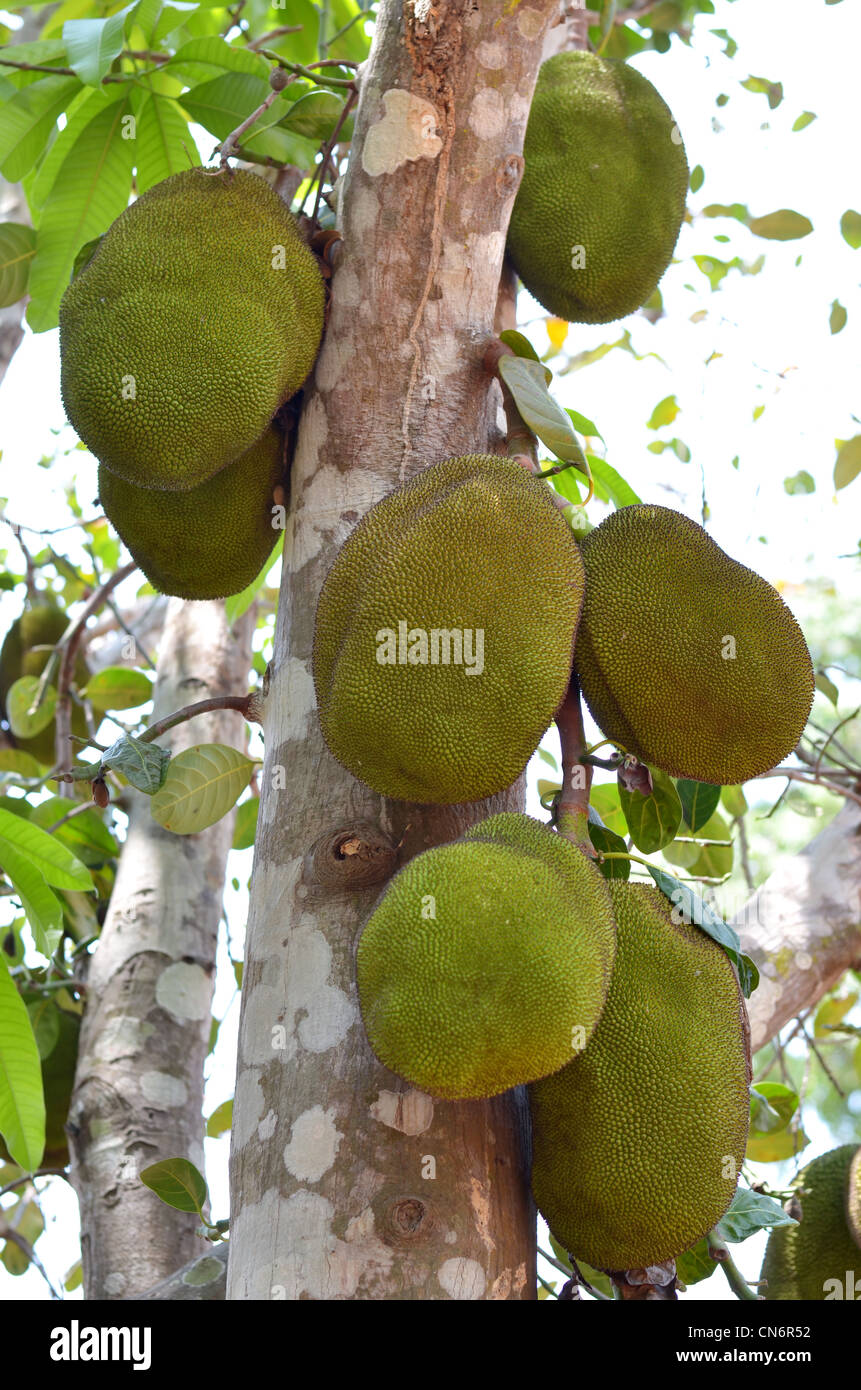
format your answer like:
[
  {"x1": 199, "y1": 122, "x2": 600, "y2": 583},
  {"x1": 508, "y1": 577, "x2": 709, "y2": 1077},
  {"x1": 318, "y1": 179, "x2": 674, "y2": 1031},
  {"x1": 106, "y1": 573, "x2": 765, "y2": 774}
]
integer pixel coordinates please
[
  {"x1": 272, "y1": 656, "x2": 316, "y2": 741},
  {"x1": 155, "y1": 961, "x2": 211, "y2": 1021},
  {"x1": 437, "y1": 1255, "x2": 487, "y2": 1300},
  {"x1": 517, "y1": 6, "x2": 549, "y2": 40},
  {"x1": 362, "y1": 88, "x2": 443, "y2": 176},
  {"x1": 232, "y1": 1068, "x2": 266, "y2": 1149},
  {"x1": 282, "y1": 1104, "x2": 343, "y2": 1182},
  {"x1": 89, "y1": 1015, "x2": 153, "y2": 1062},
  {"x1": 140, "y1": 1071, "x2": 188, "y2": 1107},
  {"x1": 104, "y1": 1273, "x2": 127, "y2": 1295},
  {"x1": 469, "y1": 87, "x2": 506, "y2": 140},
  {"x1": 476, "y1": 40, "x2": 506, "y2": 68},
  {"x1": 370, "y1": 1087, "x2": 434, "y2": 1135}
]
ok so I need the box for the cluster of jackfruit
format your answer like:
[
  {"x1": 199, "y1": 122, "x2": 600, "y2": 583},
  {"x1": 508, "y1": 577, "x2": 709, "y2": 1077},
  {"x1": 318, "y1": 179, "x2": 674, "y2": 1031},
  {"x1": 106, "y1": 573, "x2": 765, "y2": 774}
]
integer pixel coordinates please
[
  {"x1": 507, "y1": 51, "x2": 690, "y2": 325},
  {"x1": 356, "y1": 812, "x2": 751, "y2": 1273},
  {"x1": 0, "y1": 601, "x2": 88, "y2": 767},
  {"x1": 59, "y1": 169, "x2": 324, "y2": 599},
  {"x1": 760, "y1": 1145, "x2": 861, "y2": 1300}
]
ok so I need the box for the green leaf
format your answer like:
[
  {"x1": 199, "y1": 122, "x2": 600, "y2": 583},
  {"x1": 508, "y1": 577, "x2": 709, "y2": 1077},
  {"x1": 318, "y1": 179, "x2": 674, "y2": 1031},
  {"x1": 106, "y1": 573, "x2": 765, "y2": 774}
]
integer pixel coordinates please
[
  {"x1": 834, "y1": 436, "x2": 861, "y2": 491},
  {"x1": 83, "y1": 666, "x2": 153, "y2": 711},
  {"x1": 675, "y1": 779, "x2": 721, "y2": 833},
  {"x1": 134, "y1": 92, "x2": 198, "y2": 194},
  {"x1": 181, "y1": 74, "x2": 316, "y2": 165},
  {"x1": 587, "y1": 821, "x2": 630, "y2": 881},
  {"x1": 783, "y1": 470, "x2": 815, "y2": 495},
  {"x1": 588, "y1": 782, "x2": 627, "y2": 838},
  {"x1": 814, "y1": 989, "x2": 858, "y2": 1038},
  {"x1": 829, "y1": 299, "x2": 847, "y2": 335},
  {"x1": 499, "y1": 328, "x2": 546, "y2": 370},
  {"x1": 720, "y1": 784, "x2": 748, "y2": 818},
  {"x1": 646, "y1": 394, "x2": 679, "y2": 429},
  {"x1": 689, "y1": 163, "x2": 704, "y2": 193},
  {"x1": 165, "y1": 35, "x2": 270, "y2": 81},
  {"x1": 64, "y1": 1260, "x2": 83, "y2": 1291},
  {"x1": 675, "y1": 1238, "x2": 717, "y2": 1287},
  {"x1": 497, "y1": 356, "x2": 589, "y2": 475},
  {"x1": 140, "y1": 1156, "x2": 208, "y2": 1214},
  {"x1": 791, "y1": 110, "x2": 816, "y2": 132},
  {"x1": 26, "y1": 92, "x2": 135, "y2": 332},
  {"x1": 150, "y1": 745, "x2": 256, "y2": 835},
  {"x1": 746, "y1": 1126, "x2": 810, "y2": 1163},
  {"x1": 715, "y1": 1186, "x2": 796, "y2": 1242},
  {"x1": 618, "y1": 767, "x2": 681, "y2": 854},
  {"x1": 0, "y1": 748, "x2": 45, "y2": 781},
  {"x1": 101, "y1": 734, "x2": 170, "y2": 794},
  {"x1": 814, "y1": 670, "x2": 839, "y2": 707},
  {"x1": 0, "y1": 960, "x2": 46, "y2": 1171},
  {"x1": 0, "y1": 223, "x2": 37, "y2": 309},
  {"x1": 205, "y1": 1098, "x2": 232, "y2": 1138},
  {"x1": 748, "y1": 210, "x2": 812, "y2": 241},
  {"x1": 646, "y1": 865, "x2": 758, "y2": 996},
  {"x1": 29, "y1": 796, "x2": 118, "y2": 857},
  {"x1": 279, "y1": 88, "x2": 352, "y2": 142},
  {"x1": 0, "y1": 75, "x2": 82, "y2": 182},
  {"x1": 6, "y1": 676, "x2": 57, "y2": 738},
  {"x1": 63, "y1": 8, "x2": 134, "y2": 87},
  {"x1": 585, "y1": 454, "x2": 641, "y2": 508},
  {"x1": 0, "y1": 806, "x2": 92, "y2": 892},
  {"x1": 566, "y1": 408, "x2": 603, "y2": 441},
  {"x1": 839, "y1": 209, "x2": 861, "y2": 249},
  {"x1": 231, "y1": 796, "x2": 259, "y2": 851},
  {"x1": 749, "y1": 1082, "x2": 797, "y2": 1136},
  {"x1": 740, "y1": 75, "x2": 783, "y2": 109},
  {"x1": 26, "y1": 996, "x2": 61, "y2": 1060}
]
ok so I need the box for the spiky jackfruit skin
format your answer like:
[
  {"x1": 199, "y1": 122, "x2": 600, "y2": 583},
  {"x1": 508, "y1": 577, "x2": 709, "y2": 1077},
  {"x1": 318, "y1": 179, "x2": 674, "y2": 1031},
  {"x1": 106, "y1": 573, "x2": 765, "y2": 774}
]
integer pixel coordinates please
[
  {"x1": 507, "y1": 52, "x2": 689, "y2": 325},
  {"x1": 574, "y1": 504, "x2": 814, "y2": 785},
  {"x1": 59, "y1": 169, "x2": 324, "y2": 491},
  {"x1": 761, "y1": 1146, "x2": 861, "y2": 1300},
  {"x1": 356, "y1": 815, "x2": 616, "y2": 1099},
  {"x1": 529, "y1": 881, "x2": 750, "y2": 1272},
  {"x1": 0, "y1": 604, "x2": 88, "y2": 766},
  {"x1": 313, "y1": 455, "x2": 585, "y2": 804},
  {"x1": 99, "y1": 425, "x2": 284, "y2": 600}
]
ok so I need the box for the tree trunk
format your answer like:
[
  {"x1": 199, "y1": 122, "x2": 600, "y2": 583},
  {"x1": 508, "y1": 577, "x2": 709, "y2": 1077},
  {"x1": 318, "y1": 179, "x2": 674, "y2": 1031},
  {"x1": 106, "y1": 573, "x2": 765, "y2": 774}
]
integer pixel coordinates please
[
  {"x1": 228, "y1": 0, "x2": 561, "y2": 1301},
  {"x1": 69, "y1": 599, "x2": 253, "y2": 1298},
  {"x1": 735, "y1": 803, "x2": 861, "y2": 1053}
]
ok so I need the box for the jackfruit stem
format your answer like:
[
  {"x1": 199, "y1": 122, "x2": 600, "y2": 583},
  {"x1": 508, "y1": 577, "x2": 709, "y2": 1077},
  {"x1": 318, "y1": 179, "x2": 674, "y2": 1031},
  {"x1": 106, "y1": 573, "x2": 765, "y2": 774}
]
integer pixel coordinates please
[
  {"x1": 556, "y1": 678, "x2": 595, "y2": 856},
  {"x1": 707, "y1": 1230, "x2": 761, "y2": 1300}
]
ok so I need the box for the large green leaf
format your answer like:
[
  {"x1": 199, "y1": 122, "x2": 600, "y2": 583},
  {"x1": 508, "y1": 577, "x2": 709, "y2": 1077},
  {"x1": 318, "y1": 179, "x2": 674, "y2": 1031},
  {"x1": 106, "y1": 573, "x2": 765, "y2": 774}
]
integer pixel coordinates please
[
  {"x1": 0, "y1": 843, "x2": 63, "y2": 958},
  {"x1": 6, "y1": 676, "x2": 57, "y2": 738},
  {"x1": 585, "y1": 454, "x2": 641, "y2": 508},
  {"x1": 497, "y1": 356, "x2": 589, "y2": 475},
  {"x1": 134, "y1": 92, "x2": 198, "y2": 193},
  {"x1": 675, "y1": 779, "x2": 721, "y2": 833},
  {"x1": 618, "y1": 766, "x2": 681, "y2": 853},
  {"x1": 715, "y1": 1187, "x2": 796, "y2": 1242},
  {"x1": 165, "y1": 35, "x2": 270, "y2": 83},
  {"x1": 834, "y1": 436, "x2": 861, "y2": 492},
  {"x1": 278, "y1": 87, "x2": 353, "y2": 142},
  {"x1": 63, "y1": 7, "x2": 135, "y2": 87},
  {"x1": 140, "y1": 1156, "x2": 208, "y2": 1213},
  {"x1": 26, "y1": 92, "x2": 136, "y2": 332},
  {"x1": 150, "y1": 744, "x2": 256, "y2": 834},
  {"x1": 0, "y1": 962, "x2": 45, "y2": 1173},
  {"x1": 840, "y1": 209, "x2": 861, "y2": 249},
  {"x1": 24, "y1": 86, "x2": 99, "y2": 214},
  {"x1": 747, "y1": 209, "x2": 812, "y2": 241},
  {"x1": 0, "y1": 806, "x2": 92, "y2": 892},
  {"x1": 83, "y1": 666, "x2": 153, "y2": 711},
  {"x1": 646, "y1": 864, "x2": 758, "y2": 996},
  {"x1": 181, "y1": 74, "x2": 316, "y2": 165},
  {"x1": 0, "y1": 223, "x2": 37, "y2": 308},
  {"x1": 0, "y1": 74, "x2": 82, "y2": 182}
]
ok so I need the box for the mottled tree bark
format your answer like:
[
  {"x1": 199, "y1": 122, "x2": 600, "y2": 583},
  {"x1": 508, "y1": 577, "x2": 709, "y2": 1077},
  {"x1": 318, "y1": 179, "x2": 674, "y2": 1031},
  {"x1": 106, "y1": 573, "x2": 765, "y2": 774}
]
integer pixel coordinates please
[
  {"x1": 735, "y1": 804, "x2": 861, "y2": 1053},
  {"x1": 69, "y1": 599, "x2": 253, "y2": 1298},
  {"x1": 228, "y1": 0, "x2": 560, "y2": 1301}
]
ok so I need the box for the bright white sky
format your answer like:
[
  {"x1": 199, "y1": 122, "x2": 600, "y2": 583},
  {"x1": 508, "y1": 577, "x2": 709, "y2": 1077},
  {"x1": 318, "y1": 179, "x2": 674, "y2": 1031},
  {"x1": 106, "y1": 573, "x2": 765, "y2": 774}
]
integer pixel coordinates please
[{"x1": 1, "y1": 0, "x2": 859, "y2": 1302}]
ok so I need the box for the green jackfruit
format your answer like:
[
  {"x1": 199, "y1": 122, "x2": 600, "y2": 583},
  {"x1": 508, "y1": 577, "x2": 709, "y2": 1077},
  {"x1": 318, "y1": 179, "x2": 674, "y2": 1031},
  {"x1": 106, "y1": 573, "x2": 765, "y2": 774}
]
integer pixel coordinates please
[
  {"x1": 59, "y1": 169, "x2": 324, "y2": 491},
  {"x1": 356, "y1": 813, "x2": 616, "y2": 1100},
  {"x1": 529, "y1": 881, "x2": 750, "y2": 1271},
  {"x1": 507, "y1": 51, "x2": 689, "y2": 325},
  {"x1": 575, "y1": 505, "x2": 814, "y2": 785},
  {"x1": 99, "y1": 425, "x2": 284, "y2": 600},
  {"x1": 313, "y1": 455, "x2": 585, "y2": 804},
  {"x1": 0, "y1": 603, "x2": 88, "y2": 767},
  {"x1": 761, "y1": 1145, "x2": 861, "y2": 1300}
]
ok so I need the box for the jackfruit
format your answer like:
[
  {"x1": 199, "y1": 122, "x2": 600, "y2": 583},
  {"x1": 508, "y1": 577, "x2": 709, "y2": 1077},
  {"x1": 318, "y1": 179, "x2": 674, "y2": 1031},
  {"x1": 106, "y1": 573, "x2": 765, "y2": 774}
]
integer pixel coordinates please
[
  {"x1": 0, "y1": 603, "x2": 89, "y2": 767},
  {"x1": 574, "y1": 505, "x2": 814, "y2": 785},
  {"x1": 356, "y1": 813, "x2": 616, "y2": 1099},
  {"x1": 507, "y1": 51, "x2": 689, "y2": 325},
  {"x1": 760, "y1": 1145, "x2": 861, "y2": 1300},
  {"x1": 529, "y1": 880, "x2": 750, "y2": 1271},
  {"x1": 98, "y1": 424, "x2": 284, "y2": 600},
  {"x1": 59, "y1": 169, "x2": 324, "y2": 491},
  {"x1": 313, "y1": 455, "x2": 585, "y2": 804}
]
